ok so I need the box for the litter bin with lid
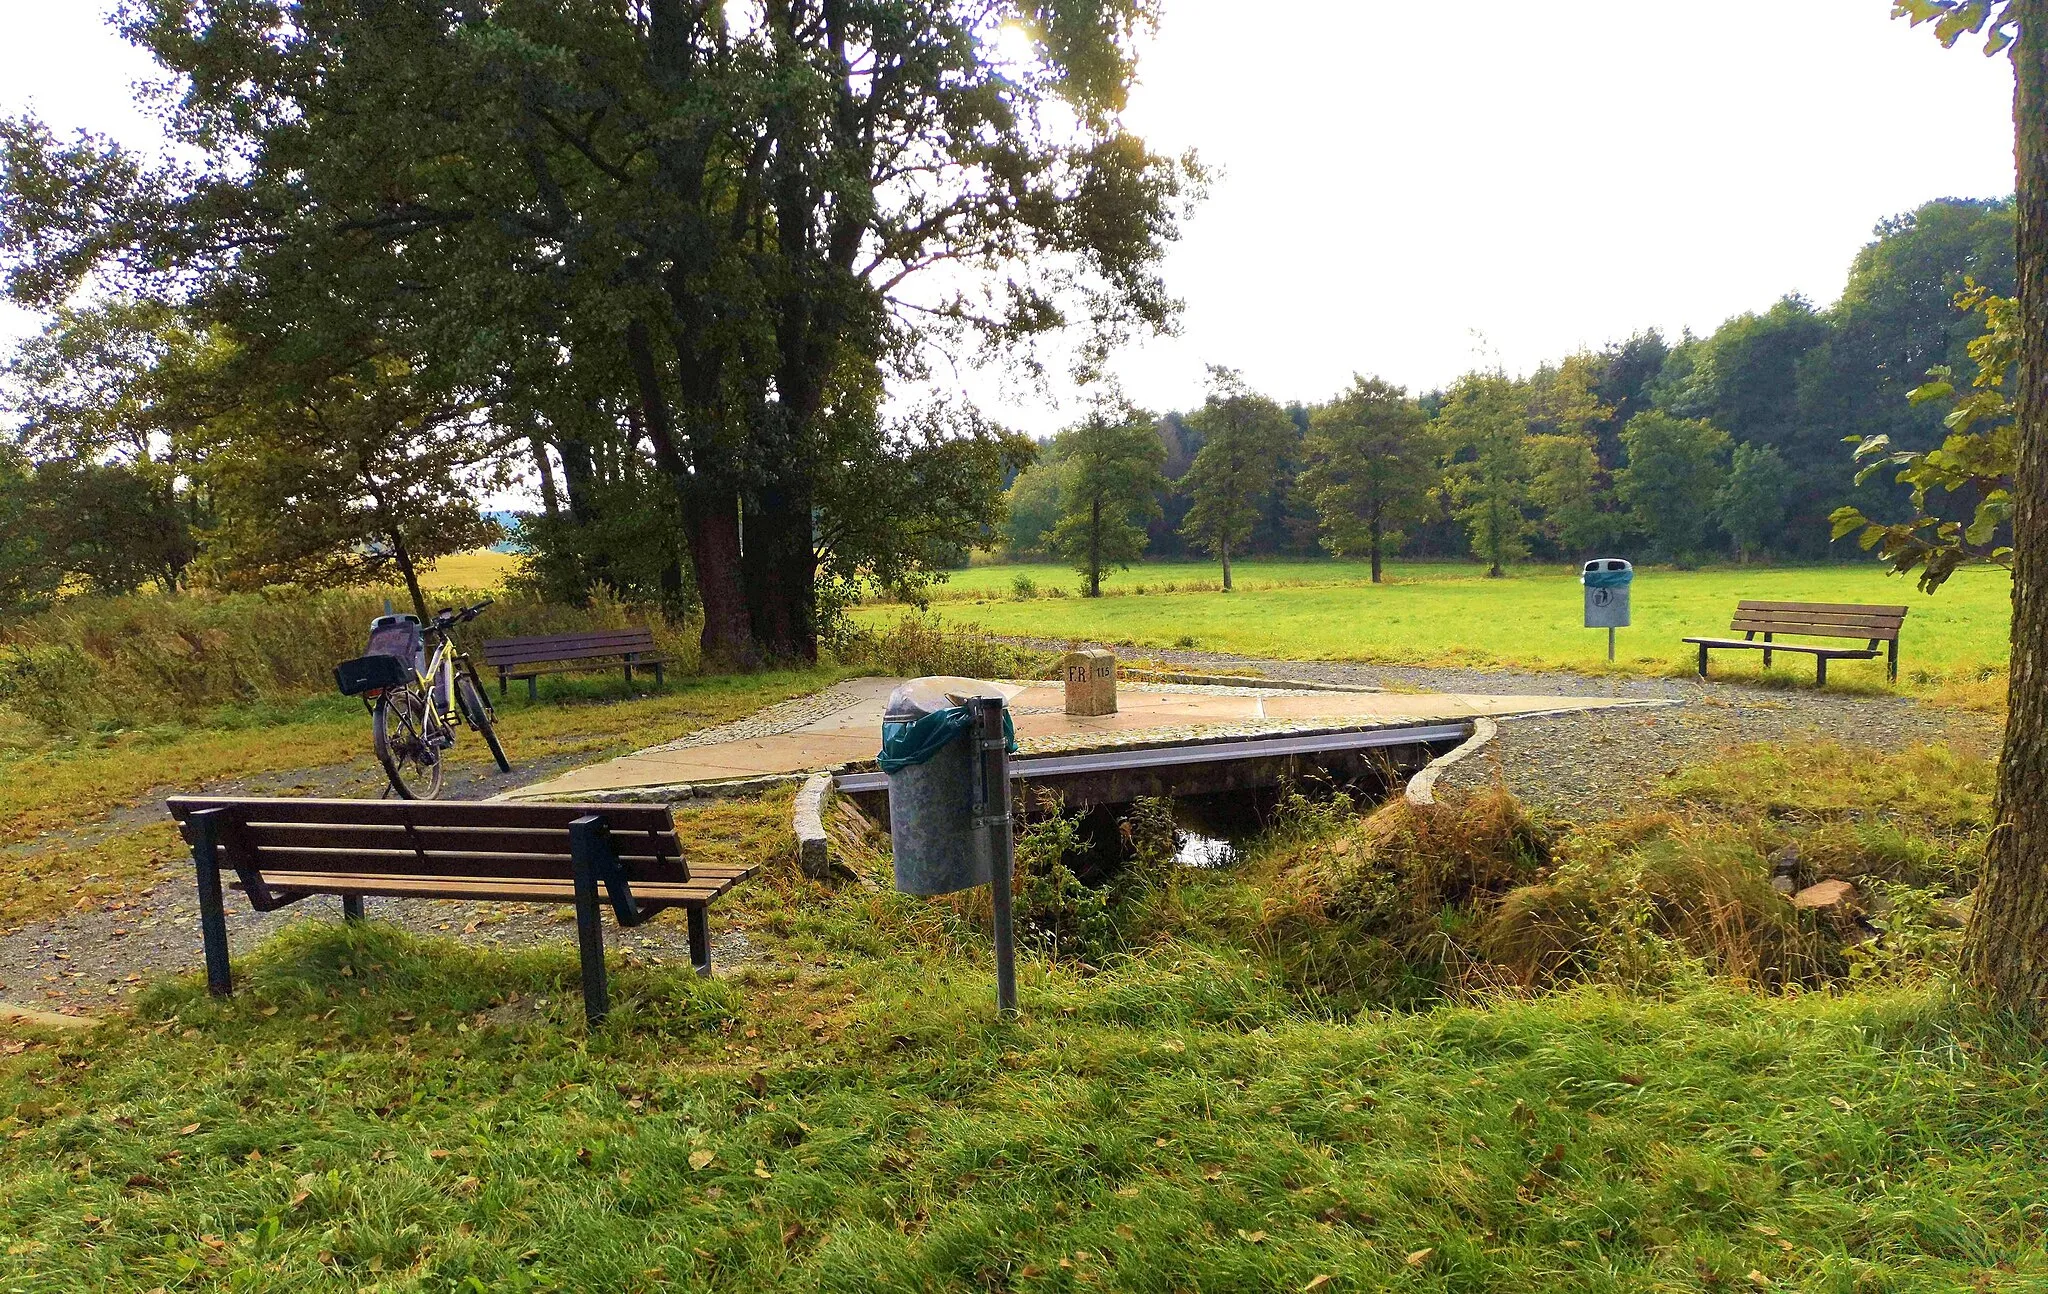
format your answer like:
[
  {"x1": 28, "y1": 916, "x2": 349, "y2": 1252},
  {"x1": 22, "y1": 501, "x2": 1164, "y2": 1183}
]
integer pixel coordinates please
[
  {"x1": 879, "y1": 676, "x2": 1017, "y2": 895},
  {"x1": 1581, "y1": 559, "x2": 1633, "y2": 660}
]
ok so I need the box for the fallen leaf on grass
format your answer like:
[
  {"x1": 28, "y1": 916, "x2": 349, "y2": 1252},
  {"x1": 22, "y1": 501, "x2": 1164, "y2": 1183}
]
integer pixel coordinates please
[
  {"x1": 1303, "y1": 1278, "x2": 1333, "y2": 1292},
  {"x1": 178, "y1": 1123, "x2": 201, "y2": 1136},
  {"x1": 1237, "y1": 1229, "x2": 1267, "y2": 1243},
  {"x1": 1406, "y1": 1248, "x2": 1434, "y2": 1267},
  {"x1": 689, "y1": 1150, "x2": 716, "y2": 1171}
]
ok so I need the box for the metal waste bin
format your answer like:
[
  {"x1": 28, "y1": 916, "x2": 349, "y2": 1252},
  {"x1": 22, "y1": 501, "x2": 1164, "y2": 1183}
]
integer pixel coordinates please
[
  {"x1": 1582, "y1": 559, "x2": 1632, "y2": 628},
  {"x1": 880, "y1": 676, "x2": 1016, "y2": 895}
]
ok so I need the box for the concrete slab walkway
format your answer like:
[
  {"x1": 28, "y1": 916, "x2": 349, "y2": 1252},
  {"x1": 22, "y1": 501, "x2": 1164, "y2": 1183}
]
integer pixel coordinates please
[{"x1": 502, "y1": 677, "x2": 1649, "y2": 801}]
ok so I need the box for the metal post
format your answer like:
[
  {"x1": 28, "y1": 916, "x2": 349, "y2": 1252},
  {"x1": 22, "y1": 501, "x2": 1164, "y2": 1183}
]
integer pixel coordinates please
[
  {"x1": 968, "y1": 696, "x2": 1017, "y2": 1017},
  {"x1": 1608, "y1": 627, "x2": 1615, "y2": 662},
  {"x1": 189, "y1": 809, "x2": 234, "y2": 998}
]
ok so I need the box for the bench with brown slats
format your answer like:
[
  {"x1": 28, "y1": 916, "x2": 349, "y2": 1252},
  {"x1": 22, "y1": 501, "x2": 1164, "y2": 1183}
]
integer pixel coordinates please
[
  {"x1": 480, "y1": 627, "x2": 666, "y2": 701},
  {"x1": 1682, "y1": 600, "x2": 1908, "y2": 686},
  {"x1": 165, "y1": 796, "x2": 754, "y2": 1025}
]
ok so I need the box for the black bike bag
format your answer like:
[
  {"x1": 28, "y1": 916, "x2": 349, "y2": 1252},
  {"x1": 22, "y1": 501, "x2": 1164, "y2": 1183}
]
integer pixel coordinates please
[{"x1": 335, "y1": 653, "x2": 410, "y2": 697}]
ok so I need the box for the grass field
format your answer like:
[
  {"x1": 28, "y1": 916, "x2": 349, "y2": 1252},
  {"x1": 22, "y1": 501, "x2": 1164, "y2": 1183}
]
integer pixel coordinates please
[
  {"x1": 416, "y1": 549, "x2": 520, "y2": 592},
  {"x1": 868, "y1": 560, "x2": 2014, "y2": 692},
  {"x1": 0, "y1": 742, "x2": 2039, "y2": 1291}
]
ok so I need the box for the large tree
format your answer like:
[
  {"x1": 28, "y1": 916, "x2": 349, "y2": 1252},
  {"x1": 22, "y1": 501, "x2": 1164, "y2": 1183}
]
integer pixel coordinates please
[
  {"x1": 1048, "y1": 397, "x2": 1165, "y2": 596},
  {"x1": 1299, "y1": 375, "x2": 1433, "y2": 582},
  {"x1": 0, "y1": 0, "x2": 1199, "y2": 664},
  {"x1": 1180, "y1": 367, "x2": 1294, "y2": 590}
]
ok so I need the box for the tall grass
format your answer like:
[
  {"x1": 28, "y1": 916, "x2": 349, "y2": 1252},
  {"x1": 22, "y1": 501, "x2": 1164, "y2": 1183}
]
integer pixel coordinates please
[{"x1": 0, "y1": 587, "x2": 698, "y2": 736}]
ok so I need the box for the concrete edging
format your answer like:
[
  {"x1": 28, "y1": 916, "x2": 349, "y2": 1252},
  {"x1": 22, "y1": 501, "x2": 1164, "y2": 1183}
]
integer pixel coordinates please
[
  {"x1": 1404, "y1": 717, "x2": 1499, "y2": 807},
  {"x1": 793, "y1": 771, "x2": 835, "y2": 879},
  {"x1": 0, "y1": 1001, "x2": 101, "y2": 1032}
]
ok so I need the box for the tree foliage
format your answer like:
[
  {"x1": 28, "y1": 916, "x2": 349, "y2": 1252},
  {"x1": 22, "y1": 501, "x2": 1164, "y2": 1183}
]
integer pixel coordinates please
[
  {"x1": 1615, "y1": 412, "x2": 1731, "y2": 564},
  {"x1": 1299, "y1": 376, "x2": 1433, "y2": 582},
  {"x1": 1436, "y1": 373, "x2": 1533, "y2": 577},
  {"x1": 1180, "y1": 367, "x2": 1294, "y2": 589},
  {"x1": 1048, "y1": 397, "x2": 1165, "y2": 596}
]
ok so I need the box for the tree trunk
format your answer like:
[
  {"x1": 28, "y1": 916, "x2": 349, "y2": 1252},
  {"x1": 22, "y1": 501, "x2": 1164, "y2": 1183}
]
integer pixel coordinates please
[
  {"x1": 742, "y1": 482, "x2": 818, "y2": 663},
  {"x1": 1966, "y1": 1, "x2": 2048, "y2": 1013},
  {"x1": 1089, "y1": 495, "x2": 1103, "y2": 597},
  {"x1": 624, "y1": 317, "x2": 757, "y2": 665},
  {"x1": 1369, "y1": 513, "x2": 1384, "y2": 584},
  {"x1": 388, "y1": 525, "x2": 429, "y2": 623},
  {"x1": 531, "y1": 437, "x2": 561, "y2": 521},
  {"x1": 1220, "y1": 537, "x2": 1232, "y2": 591}
]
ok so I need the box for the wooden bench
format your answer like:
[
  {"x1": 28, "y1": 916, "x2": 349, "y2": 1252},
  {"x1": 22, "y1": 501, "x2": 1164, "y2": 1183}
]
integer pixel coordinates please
[
  {"x1": 1683, "y1": 600, "x2": 1908, "y2": 686},
  {"x1": 481, "y1": 628, "x2": 667, "y2": 701},
  {"x1": 165, "y1": 796, "x2": 753, "y2": 1026}
]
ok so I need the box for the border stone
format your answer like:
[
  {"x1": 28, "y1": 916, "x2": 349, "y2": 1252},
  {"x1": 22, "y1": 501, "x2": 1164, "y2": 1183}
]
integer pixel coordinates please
[
  {"x1": 793, "y1": 772, "x2": 834, "y2": 879},
  {"x1": 1120, "y1": 667, "x2": 1382, "y2": 694},
  {"x1": 1404, "y1": 717, "x2": 1498, "y2": 807}
]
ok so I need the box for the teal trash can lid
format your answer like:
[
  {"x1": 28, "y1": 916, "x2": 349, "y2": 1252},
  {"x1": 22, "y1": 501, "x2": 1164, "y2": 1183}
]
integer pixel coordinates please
[
  {"x1": 1581, "y1": 558, "x2": 1633, "y2": 588},
  {"x1": 879, "y1": 677, "x2": 1018, "y2": 773}
]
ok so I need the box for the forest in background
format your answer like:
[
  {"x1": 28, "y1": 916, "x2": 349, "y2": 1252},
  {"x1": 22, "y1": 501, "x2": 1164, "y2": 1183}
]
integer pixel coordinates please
[{"x1": 1002, "y1": 197, "x2": 2016, "y2": 582}]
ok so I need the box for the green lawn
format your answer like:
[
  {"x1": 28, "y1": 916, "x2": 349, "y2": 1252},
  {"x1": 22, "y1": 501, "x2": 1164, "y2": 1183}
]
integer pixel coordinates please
[
  {"x1": 873, "y1": 561, "x2": 2012, "y2": 691},
  {"x1": 0, "y1": 728, "x2": 2032, "y2": 1290}
]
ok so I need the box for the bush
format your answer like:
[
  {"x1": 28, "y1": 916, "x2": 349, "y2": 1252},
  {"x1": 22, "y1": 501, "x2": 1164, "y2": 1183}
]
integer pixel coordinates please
[
  {"x1": 0, "y1": 586, "x2": 696, "y2": 736},
  {"x1": 836, "y1": 612, "x2": 1056, "y2": 680},
  {"x1": 1009, "y1": 575, "x2": 1038, "y2": 600}
]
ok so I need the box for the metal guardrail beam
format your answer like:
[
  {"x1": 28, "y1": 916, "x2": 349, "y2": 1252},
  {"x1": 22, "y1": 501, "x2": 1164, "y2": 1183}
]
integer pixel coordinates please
[{"x1": 833, "y1": 720, "x2": 1472, "y2": 795}]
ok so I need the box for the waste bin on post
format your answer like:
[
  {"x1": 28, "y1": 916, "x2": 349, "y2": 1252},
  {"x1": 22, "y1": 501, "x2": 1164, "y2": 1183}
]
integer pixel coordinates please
[
  {"x1": 879, "y1": 676, "x2": 1020, "y2": 1014},
  {"x1": 1581, "y1": 559, "x2": 1633, "y2": 660}
]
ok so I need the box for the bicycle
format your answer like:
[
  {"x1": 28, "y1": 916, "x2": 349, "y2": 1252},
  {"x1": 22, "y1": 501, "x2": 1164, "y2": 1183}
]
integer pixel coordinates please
[{"x1": 334, "y1": 599, "x2": 512, "y2": 799}]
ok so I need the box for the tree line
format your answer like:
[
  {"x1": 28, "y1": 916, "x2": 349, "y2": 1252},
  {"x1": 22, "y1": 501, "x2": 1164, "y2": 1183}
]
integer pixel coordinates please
[
  {"x1": 0, "y1": 1, "x2": 1199, "y2": 661},
  {"x1": 1006, "y1": 196, "x2": 2016, "y2": 589}
]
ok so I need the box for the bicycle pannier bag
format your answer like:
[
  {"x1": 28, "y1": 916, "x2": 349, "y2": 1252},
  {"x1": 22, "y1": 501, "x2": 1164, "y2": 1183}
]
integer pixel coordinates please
[
  {"x1": 365, "y1": 614, "x2": 425, "y2": 665},
  {"x1": 334, "y1": 653, "x2": 409, "y2": 697}
]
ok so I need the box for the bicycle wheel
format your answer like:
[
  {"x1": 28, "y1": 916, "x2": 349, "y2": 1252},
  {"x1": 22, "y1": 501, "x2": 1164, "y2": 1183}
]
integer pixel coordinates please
[
  {"x1": 456, "y1": 672, "x2": 511, "y2": 773},
  {"x1": 372, "y1": 687, "x2": 445, "y2": 800}
]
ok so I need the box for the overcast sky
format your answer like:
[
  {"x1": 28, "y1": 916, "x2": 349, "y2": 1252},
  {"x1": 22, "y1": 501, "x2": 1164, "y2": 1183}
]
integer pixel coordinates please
[{"x1": 0, "y1": 0, "x2": 2020, "y2": 436}]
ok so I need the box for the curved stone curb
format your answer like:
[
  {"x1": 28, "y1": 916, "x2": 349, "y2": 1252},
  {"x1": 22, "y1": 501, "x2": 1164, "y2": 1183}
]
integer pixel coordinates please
[
  {"x1": 0, "y1": 1001, "x2": 101, "y2": 1031},
  {"x1": 793, "y1": 772, "x2": 834, "y2": 879},
  {"x1": 1404, "y1": 717, "x2": 1499, "y2": 807}
]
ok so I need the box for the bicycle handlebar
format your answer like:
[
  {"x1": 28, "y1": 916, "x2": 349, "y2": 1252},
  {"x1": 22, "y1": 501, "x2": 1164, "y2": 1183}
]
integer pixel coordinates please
[{"x1": 431, "y1": 598, "x2": 494, "y2": 630}]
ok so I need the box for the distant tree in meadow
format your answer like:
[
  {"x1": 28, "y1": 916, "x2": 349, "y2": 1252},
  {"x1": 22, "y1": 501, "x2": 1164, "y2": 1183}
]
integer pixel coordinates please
[
  {"x1": 1436, "y1": 373, "x2": 1533, "y2": 577},
  {"x1": 1048, "y1": 399, "x2": 1166, "y2": 596},
  {"x1": 1718, "y1": 442, "x2": 1791, "y2": 563},
  {"x1": 1299, "y1": 375, "x2": 1434, "y2": 582},
  {"x1": 1180, "y1": 367, "x2": 1295, "y2": 590},
  {"x1": 1616, "y1": 411, "x2": 1731, "y2": 565}
]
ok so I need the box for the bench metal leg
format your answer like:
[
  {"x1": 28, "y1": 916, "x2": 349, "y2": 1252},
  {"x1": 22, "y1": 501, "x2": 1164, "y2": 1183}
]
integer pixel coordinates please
[
  {"x1": 1888, "y1": 640, "x2": 1899, "y2": 683},
  {"x1": 687, "y1": 905, "x2": 712, "y2": 977},
  {"x1": 527, "y1": 675, "x2": 539, "y2": 703},
  {"x1": 1815, "y1": 657, "x2": 1828, "y2": 688},
  {"x1": 189, "y1": 809, "x2": 233, "y2": 998},
  {"x1": 623, "y1": 659, "x2": 634, "y2": 686},
  {"x1": 341, "y1": 894, "x2": 364, "y2": 922},
  {"x1": 653, "y1": 662, "x2": 664, "y2": 688},
  {"x1": 1697, "y1": 643, "x2": 1709, "y2": 678},
  {"x1": 497, "y1": 669, "x2": 507, "y2": 698},
  {"x1": 571, "y1": 845, "x2": 610, "y2": 1026},
  {"x1": 1762, "y1": 632, "x2": 1773, "y2": 669}
]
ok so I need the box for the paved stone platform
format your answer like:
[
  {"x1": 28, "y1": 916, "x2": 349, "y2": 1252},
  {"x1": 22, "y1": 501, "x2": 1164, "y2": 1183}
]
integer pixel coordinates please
[{"x1": 502, "y1": 677, "x2": 1651, "y2": 801}]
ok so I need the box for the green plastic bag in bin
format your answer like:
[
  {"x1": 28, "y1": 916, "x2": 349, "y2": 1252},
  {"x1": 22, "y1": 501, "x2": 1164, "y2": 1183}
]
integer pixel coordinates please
[{"x1": 877, "y1": 678, "x2": 1018, "y2": 773}]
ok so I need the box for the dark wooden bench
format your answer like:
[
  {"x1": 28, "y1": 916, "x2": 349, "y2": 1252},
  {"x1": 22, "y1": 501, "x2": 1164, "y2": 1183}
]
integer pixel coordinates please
[
  {"x1": 1683, "y1": 600, "x2": 1908, "y2": 686},
  {"x1": 165, "y1": 796, "x2": 753, "y2": 1026},
  {"x1": 481, "y1": 628, "x2": 667, "y2": 701}
]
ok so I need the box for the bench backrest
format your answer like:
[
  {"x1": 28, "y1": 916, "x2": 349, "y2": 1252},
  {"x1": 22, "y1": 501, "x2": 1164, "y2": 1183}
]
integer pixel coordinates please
[
  {"x1": 1730, "y1": 600, "x2": 1907, "y2": 642},
  {"x1": 165, "y1": 796, "x2": 688, "y2": 884},
  {"x1": 481, "y1": 627, "x2": 658, "y2": 669}
]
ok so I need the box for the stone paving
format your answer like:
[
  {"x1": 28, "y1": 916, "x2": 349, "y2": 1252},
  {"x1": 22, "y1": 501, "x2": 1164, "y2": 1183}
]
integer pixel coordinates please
[{"x1": 499, "y1": 676, "x2": 1651, "y2": 800}]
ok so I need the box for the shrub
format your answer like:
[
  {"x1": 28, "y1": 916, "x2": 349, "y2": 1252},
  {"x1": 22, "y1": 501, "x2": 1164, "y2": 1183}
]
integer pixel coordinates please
[
  {"x1": 1010, "y1": 575, "x2": 1038, "y2": 600},
  {"x1": 837, "y1": 612, "x2": 1057, "y2": 680}
]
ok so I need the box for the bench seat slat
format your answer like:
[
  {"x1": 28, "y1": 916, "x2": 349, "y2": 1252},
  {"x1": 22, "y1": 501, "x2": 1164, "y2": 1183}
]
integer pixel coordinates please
[
  {"x1": 1682, "y1": 637, "x2": 1879, "y2": 659},
  {"x1": 481, "y1": 629, "x2": 657, "y2": 649},
  {"x1": 246, "y1": 847, "x2": 691, "y2": 882},
  {"x1": 483, "y1": 646, "x2": 663, "y2": 666},
  {"x1": 1729, "y1": 615, "x2": 1902, "y2": 635},
  {"x1": 240, "y1": 869, "x2": 750, "y2": 905}
]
